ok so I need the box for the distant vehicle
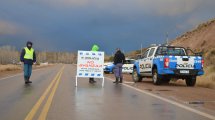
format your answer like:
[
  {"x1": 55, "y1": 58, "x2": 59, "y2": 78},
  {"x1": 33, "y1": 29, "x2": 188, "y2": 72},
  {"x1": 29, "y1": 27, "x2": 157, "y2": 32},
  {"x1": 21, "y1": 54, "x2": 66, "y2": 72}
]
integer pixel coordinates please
[
  {"x1": 104, "y1": 59, "x2": 135, "y2": 74},
  {"x1": 103, "y1": 62, "x2": 114, "y2": 73},
  {"x1": 132, "y1": 45, "x2": 204, "y2": 86}
]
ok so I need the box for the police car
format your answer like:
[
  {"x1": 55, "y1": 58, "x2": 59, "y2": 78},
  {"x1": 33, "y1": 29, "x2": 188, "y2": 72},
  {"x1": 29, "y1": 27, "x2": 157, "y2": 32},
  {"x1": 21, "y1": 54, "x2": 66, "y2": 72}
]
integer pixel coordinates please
[
  {"x1": 104, "y1": 59, "x2": 135, "y2": 74},
  {"x1": 132, "y1": 45, "x2": 204, "y2": 86},
  {"x1": 103, "y1": 62, "x2": 114, "y2": 73}
]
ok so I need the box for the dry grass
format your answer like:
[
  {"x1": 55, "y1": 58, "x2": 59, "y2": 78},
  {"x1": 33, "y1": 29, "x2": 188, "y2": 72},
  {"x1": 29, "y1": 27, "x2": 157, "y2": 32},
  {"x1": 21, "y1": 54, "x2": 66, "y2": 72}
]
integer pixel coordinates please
[
  {"x1": 0, "y1": 64, "x2": 52, "y2": 72},
  {"x1": 197, "y1": 65, "x2": 215, "y2": 89},
  {"x1": 197, "y1": 48, "x2": 215, "y2": 89},
  {"x1": 0, "y1": 64, "x2": 22, "y2": 72},
  {"x1": 204, "y1": 48, "x2": 215, "y2": 66}
]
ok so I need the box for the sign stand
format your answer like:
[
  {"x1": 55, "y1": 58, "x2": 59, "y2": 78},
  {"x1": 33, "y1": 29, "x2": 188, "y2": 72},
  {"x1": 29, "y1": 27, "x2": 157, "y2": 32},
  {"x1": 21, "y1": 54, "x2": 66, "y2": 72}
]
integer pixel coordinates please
[
  {"x1": 76, "y1": 50, "x2": 105, "y2": 87},
  {"x1": 75, "y1": 76, "x2": 104, "y2": 87}
]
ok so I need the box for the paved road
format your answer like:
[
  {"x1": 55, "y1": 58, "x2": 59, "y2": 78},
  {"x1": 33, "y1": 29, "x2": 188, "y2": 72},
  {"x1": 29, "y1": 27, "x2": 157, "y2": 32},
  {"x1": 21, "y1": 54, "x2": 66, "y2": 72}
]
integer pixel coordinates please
[{"x1": 0, "y1": 64, "x2": 214, "y2": 120}]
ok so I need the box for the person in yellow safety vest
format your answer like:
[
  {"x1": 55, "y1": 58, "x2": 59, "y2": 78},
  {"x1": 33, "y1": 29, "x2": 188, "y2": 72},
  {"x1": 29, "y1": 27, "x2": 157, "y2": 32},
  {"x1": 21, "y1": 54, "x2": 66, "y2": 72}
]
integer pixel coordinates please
[
  {"x1": 20, "y1": 41, "x2": 36, "y2": 84},
  {"x1": 89, "y1": 44, "x2": 100, "y2": 83}
]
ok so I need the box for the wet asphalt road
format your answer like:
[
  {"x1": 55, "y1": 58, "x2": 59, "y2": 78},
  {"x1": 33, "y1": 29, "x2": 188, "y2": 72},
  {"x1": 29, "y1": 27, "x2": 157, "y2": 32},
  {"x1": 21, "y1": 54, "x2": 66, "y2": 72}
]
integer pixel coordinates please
[{"x1": 0, "y1": 64, "x2": 213, "y2": 120}]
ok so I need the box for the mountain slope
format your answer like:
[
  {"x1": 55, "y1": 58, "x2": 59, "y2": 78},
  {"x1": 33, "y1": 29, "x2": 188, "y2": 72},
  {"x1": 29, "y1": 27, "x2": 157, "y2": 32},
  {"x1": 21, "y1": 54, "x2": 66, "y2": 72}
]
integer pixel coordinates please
[{"x1": 171, "y1": 18, "x2": 215, "y2": 51}]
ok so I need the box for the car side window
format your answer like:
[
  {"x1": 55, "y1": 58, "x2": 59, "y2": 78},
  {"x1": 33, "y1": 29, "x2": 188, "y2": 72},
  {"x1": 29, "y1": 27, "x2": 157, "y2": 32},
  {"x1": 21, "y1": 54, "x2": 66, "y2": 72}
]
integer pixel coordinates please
[
  {"x1": 124, "y1": 60, "x2": 129, "y2": 64},
  {"x1": 142, "y1": 49, "x2": 149, "y2": 58},
  {"x1": 130, "y1": 60, "x2": 135, "y2": 64},
  {"x1": 148, "y1": 48, "x2": 155, "y2": 57},
  {"x1": 124, "y1": 60, "x2": 134, "y2": 64}
]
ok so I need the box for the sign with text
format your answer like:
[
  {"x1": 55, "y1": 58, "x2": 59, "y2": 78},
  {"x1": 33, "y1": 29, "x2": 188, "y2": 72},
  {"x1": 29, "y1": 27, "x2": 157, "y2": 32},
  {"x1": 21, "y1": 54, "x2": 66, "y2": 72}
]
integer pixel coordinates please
[{"x1": 77, "y1": 50, "x2": 104, "y2": 78}]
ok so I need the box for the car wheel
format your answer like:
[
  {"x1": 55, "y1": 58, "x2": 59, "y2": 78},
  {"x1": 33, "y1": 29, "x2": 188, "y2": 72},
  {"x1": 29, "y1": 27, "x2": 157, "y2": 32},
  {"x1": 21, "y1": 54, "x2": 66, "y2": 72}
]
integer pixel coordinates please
[
  {"x1": 132, "y1": 68, "x2": 142, "y2": 82},
  {"x1": 111, "y1": 69, "x2": 114, "y2": 74},
  {"x1": 152, "y1": 69, "x2": 162, "y2": 85},
  {"x1": 104, "y1": 71, "x2": 110, "y2": 74},
  {"x1": 186, "y1": 76, "x2": 196, "y2": 87}
]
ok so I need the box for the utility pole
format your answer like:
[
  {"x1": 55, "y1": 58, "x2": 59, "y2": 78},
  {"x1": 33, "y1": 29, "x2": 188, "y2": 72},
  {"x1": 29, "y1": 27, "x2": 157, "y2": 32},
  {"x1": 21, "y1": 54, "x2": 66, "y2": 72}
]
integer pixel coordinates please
[
  {"x1": 166, "y1": 32, "x2": 169, "y2": 45},
  {"x1": 141, "y1": 43, "x2": 143, "y2": 55},
  {"x1": 44, "y1": 49, "x2": 47, "y2": 63}
]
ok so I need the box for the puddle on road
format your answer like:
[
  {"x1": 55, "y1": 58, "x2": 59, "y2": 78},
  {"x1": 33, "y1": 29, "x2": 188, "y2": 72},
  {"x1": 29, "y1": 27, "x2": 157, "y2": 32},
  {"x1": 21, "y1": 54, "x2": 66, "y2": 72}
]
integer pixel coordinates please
[
  {"x1": 186, "y1": 101, "x2": 205, "y2": 108},
  {"x1": 23, "y1": 84, "x2": 34, "y2": 95},
  {"x1": 142, "y1": 89, "x2": 173, "y2": 92},
  {"x1": 188, "y1": 101, "x2": 205, "y2": 105},
  {"x1": 152, "y1": 103, "x2": 163, "y2": 106},
  {"x1": 131, "y1": 94, "x2": 138, "y2": 98},
  {"x1": 186, "y1": 100, "x2": 215, "y2": 105}
]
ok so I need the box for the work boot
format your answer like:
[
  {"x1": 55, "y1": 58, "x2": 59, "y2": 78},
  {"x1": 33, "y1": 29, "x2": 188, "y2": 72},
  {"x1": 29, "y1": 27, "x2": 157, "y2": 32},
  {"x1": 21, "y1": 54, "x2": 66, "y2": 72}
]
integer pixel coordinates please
[
  {"x1": 27, "y1": 77, "x2": 32, "y2": 83},
  {"x1": 28, "y1": 81, "x2": 32, "y2": 83},
  {"x1": 24, "y1": 76, "x2": 28, "y2": 84},
  {"x1": 92, "y1": 78, "x2": 96, "y2": 83},
  {"x1": 119, "y1": 78, "x2": 123, "y2": 83},
  {"x1": 89, "y1": 78, "x2": 96, "y2": 83},
  {"x1": 113, "y1": 78, "x2": 119, "y2": 84}
]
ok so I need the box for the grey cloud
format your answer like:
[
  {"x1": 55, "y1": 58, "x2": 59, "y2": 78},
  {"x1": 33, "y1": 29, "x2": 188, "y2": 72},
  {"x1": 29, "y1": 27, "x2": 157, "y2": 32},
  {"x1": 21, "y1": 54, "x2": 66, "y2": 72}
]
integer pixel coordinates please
[
  {"x1": 0, "y1": 20, "x2": 30, "y2": 35},
  {"x1": 29, "y1": 0, "x2": 208, "y2": 16},
  {"x1": 0, "y1": 21, "x2": 18, "y2": 35},
  {"x1": 0, "y1": 0, "x2": 214, "y2": 54}
]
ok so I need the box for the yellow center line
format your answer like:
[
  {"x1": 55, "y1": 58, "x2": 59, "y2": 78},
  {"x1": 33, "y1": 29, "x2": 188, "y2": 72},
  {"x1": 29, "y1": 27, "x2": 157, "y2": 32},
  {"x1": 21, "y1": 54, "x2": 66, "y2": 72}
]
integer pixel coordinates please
[
  {"x1": 25, "y1": 66, "x2": 64, "y2": 120},
  {"x1": 38, "y1": 67, "x2": 64, "y2": 120}
]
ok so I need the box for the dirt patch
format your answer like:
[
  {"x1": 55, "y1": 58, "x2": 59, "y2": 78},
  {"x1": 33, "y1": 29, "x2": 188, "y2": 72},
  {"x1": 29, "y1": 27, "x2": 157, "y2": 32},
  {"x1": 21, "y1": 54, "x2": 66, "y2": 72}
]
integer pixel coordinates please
[
  {"x1": 0, "y1": 64, "x2": 53, "y2": 78},
  {"x1": 0, "y1": 64, "x2": 22, "y2": 72},
  {"x1": 197, "y1": 65, "x2": 215, "y2": 89}
]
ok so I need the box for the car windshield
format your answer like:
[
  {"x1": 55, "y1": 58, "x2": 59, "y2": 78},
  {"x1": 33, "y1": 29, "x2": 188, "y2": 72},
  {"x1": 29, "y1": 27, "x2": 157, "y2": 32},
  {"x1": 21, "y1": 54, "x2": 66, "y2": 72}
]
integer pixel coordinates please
[{"x1": 156, "y1": 46, "x2": 186, "y2": 56}]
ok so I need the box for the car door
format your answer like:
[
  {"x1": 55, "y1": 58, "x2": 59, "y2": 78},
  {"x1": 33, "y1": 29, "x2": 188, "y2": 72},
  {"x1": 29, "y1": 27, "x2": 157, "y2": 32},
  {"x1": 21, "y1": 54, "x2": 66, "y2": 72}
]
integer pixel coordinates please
[
  {"x1": 144, "y1": 48, "x2": 156, "y2": 75},
  {"x1": 122, "y1": 60, "x2": 133, "y2": 73},
  {"x1": 122, "y1": 60, "x2": 135, "y2": 73},
  {"x1": 122, "y1": 60, "x2": 129, "y2": 73},
  {"x1": 139, "y1": 49, "x2": 150, "y2": 73}
]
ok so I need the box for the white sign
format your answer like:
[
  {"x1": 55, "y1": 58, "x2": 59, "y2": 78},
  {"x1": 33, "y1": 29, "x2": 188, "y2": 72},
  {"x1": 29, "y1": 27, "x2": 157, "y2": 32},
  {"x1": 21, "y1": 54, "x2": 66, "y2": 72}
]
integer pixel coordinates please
[{"x1": 76, "y1": 50, "x2": 105, "y2": 87}]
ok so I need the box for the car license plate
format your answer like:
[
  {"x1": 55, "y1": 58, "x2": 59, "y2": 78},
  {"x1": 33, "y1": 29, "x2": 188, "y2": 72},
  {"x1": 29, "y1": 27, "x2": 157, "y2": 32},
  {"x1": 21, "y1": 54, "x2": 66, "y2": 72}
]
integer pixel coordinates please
[{"x1": 180, "y1": 70, "x2": 189, "y2": 74}]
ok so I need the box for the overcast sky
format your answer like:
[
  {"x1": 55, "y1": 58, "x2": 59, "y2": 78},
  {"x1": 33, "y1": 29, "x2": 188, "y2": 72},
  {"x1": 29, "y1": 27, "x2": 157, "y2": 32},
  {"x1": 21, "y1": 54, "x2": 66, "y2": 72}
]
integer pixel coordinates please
[{"x1": 0, "y1": 0, "x2": 214, "y2": 54}]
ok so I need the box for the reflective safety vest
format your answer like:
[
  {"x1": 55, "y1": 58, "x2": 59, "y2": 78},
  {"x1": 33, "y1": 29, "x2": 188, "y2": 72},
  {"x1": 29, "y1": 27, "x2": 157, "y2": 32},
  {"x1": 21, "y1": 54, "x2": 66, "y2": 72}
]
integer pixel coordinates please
[{"x1": 24, "y1": 47, "x2": 34, "y2": 60}]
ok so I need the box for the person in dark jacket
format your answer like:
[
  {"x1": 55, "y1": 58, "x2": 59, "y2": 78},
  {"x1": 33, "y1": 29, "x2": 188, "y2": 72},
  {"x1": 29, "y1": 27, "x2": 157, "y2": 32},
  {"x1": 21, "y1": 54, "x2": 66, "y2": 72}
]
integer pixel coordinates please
[
  {"x1": 20, "y1": 41, "x2": 36, "y2": 84},
  {"x1": 113, "y1": 48, "x2": 125, "y2": 84}
]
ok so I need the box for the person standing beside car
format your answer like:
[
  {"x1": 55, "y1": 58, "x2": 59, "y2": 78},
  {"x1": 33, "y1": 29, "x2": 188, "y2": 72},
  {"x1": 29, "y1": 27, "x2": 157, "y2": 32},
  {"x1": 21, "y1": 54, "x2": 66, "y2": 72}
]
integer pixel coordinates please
[
  {"x1": 20, "y1": 41, "x2": 36, "y2": 84},
  {"x1": 113, "y1": 48, "x2": 125, "y2": 84}
]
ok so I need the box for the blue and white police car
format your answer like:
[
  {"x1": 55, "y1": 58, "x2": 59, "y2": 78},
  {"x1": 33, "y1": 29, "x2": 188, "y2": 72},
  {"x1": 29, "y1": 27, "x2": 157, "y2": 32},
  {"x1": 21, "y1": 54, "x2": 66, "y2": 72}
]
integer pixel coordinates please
[
  {"x1": 132, "y1": 45, "x2": 204, "y2": 86},
  {"x1": 104, "y1": 59, "x2": 135, "y2": 74}
]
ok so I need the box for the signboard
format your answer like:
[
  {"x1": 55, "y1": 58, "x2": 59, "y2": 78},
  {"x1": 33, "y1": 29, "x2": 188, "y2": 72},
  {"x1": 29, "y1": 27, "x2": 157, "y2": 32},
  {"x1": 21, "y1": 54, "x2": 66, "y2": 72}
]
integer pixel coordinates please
[{"x1": 76, "y1": 50, "x2": 105, "y2": 87}]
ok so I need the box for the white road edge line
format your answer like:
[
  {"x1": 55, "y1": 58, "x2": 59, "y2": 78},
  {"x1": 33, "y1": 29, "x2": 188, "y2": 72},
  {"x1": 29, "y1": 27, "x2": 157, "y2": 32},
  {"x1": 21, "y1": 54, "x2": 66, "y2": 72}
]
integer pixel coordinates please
[
  {"x1": 0, "y1": 68, "x2": 47, "y2": 81},
  {"x1": 105, "y1": 77, "x2": 215, "y2": 120},
  {"x1": 124, "y1": 82, "x2": 135, "y2": 84}
]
